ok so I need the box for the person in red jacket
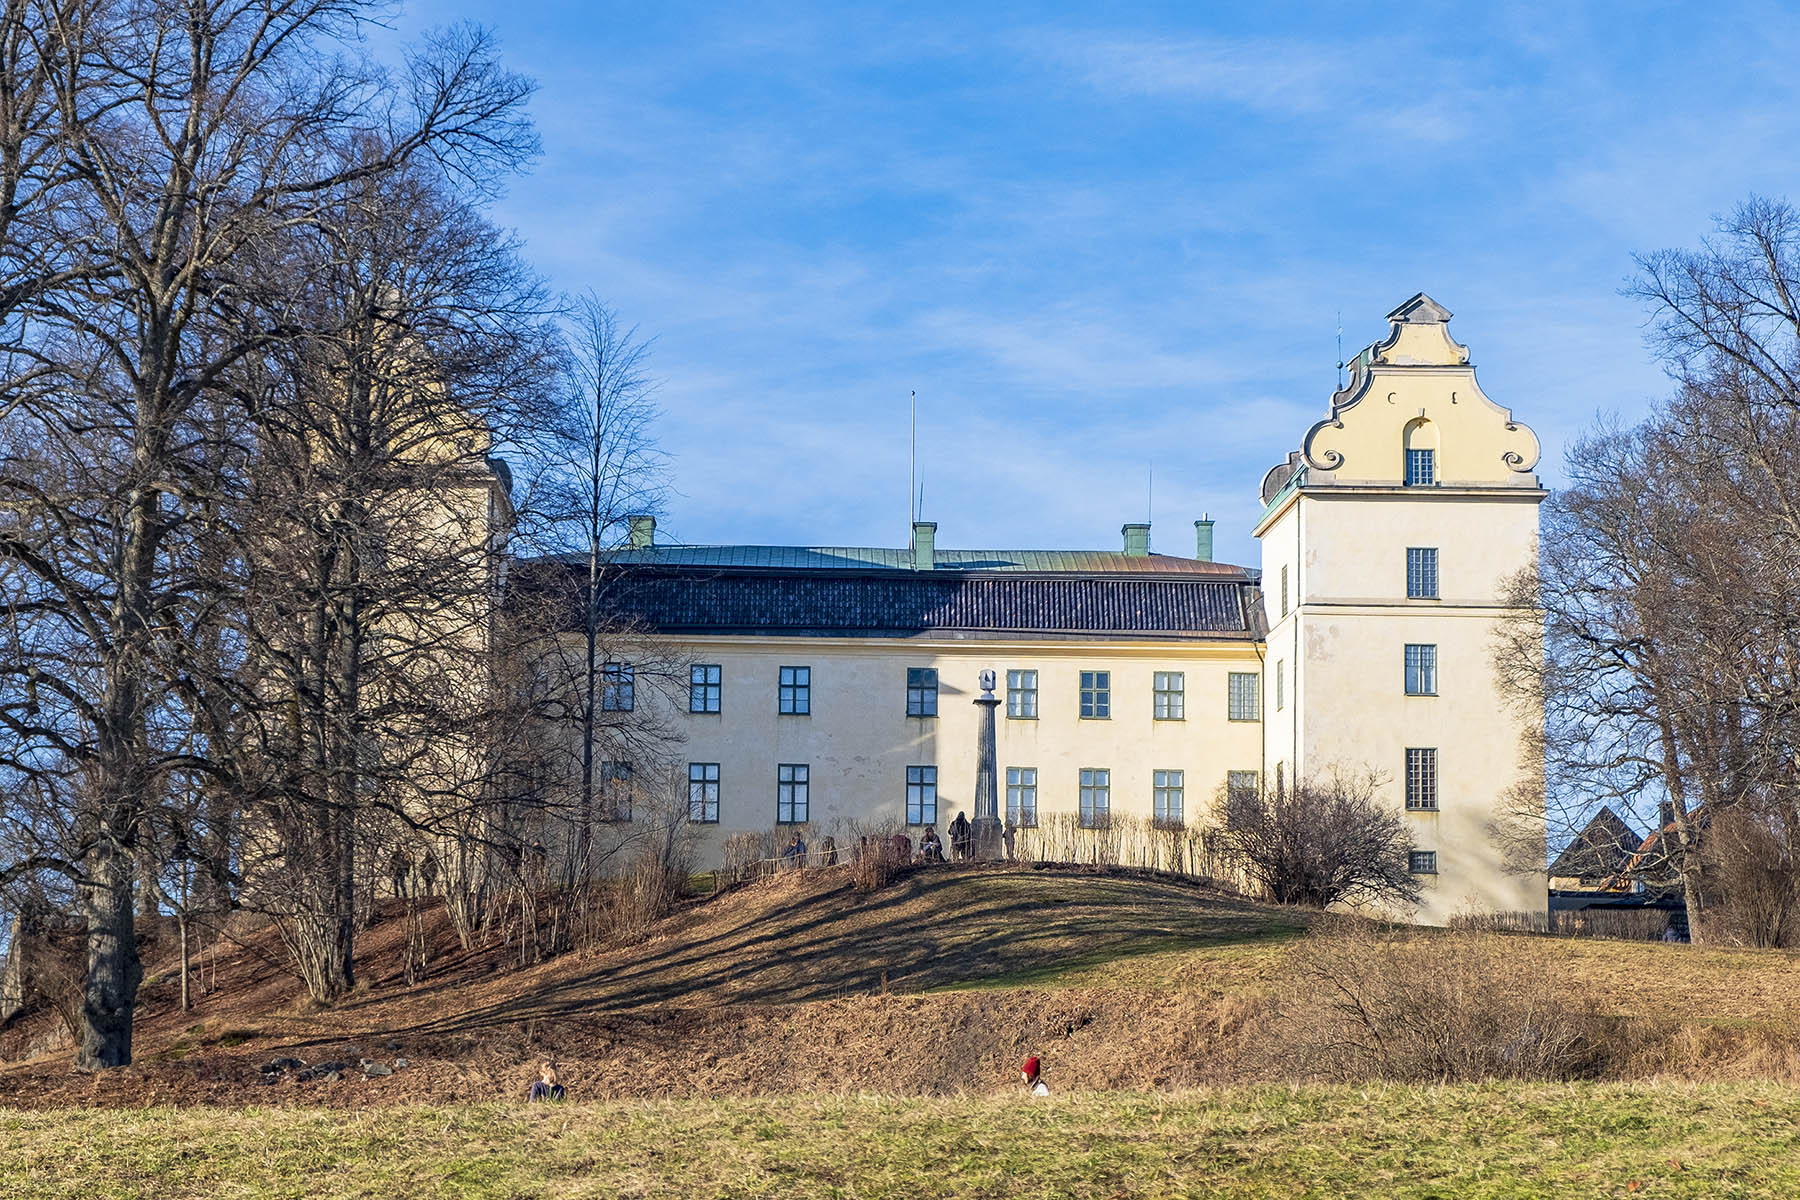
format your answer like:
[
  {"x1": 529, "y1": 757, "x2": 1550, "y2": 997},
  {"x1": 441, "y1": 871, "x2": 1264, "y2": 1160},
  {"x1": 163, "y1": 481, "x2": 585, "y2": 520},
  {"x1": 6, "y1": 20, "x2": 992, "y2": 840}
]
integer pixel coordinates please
[{"x1": 1021, "y1": 1056, "x2": 1049, "y2": 1096}]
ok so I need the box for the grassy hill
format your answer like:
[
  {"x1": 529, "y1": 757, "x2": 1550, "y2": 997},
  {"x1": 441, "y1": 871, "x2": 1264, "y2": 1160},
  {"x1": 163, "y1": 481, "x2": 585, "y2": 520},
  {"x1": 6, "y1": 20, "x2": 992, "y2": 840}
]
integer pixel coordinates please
[
  {"x1": 5, "y1": 863, "x2": 1800, "y2": 1109},
  {"x1": 7, "y1": 863, "x2": 1800, "y2": 1196}
]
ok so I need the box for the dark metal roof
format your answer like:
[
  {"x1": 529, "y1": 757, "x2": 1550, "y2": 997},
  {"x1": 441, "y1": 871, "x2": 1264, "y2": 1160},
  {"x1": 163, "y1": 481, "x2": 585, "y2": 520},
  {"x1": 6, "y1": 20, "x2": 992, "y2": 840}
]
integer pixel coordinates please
[
  {"x1": 590, "y1": 544, "x2": 1252, "y2": 576},
  {"x1": 600, "y1": 572, "x2": 1256, "y2": 638},
  {"x1": 517, "y1": 554, "x2": 1265, "y2": 640}
]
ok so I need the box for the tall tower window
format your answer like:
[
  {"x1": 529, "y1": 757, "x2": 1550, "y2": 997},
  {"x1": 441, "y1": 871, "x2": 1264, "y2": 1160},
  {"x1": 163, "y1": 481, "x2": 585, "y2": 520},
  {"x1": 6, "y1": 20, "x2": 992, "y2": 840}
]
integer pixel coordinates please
[
  {"x1": 1407, "y1": 547, "x2": 1439, "y2": 598},
  {"x1": 1405, "y1": 449, "x2": 1436, "y2": 486},
  {"x1": 1403, "y1": 417, "x2": 1439, "y2": 486},
  {"x1": 1404, "y1": 644, "x2": 1438, "y2": 695},
  {"x1": 1406, "y1": 748, "x2": 1438, "y2": 810},
  {"x1": 1281, "y1": 565, "x2": 1289, "y2": 616}
]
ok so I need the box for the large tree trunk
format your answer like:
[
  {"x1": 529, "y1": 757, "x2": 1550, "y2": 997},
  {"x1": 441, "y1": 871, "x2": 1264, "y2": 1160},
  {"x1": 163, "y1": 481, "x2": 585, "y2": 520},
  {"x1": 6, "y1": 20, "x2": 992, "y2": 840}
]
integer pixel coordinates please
[{"x1": 78, "y1": 840, "x2": 142, "y2": 1070}]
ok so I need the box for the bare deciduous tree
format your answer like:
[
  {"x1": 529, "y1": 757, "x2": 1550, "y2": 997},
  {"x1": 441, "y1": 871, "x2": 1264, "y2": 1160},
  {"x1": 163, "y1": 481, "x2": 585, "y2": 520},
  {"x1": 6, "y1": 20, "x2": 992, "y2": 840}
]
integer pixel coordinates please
[
  {"x1": 1, "y1": 2, "x2": 548, "y2": 1062},
  {"x1": 1498, "y1": 196, "x2": 1800, "y2": 943}
]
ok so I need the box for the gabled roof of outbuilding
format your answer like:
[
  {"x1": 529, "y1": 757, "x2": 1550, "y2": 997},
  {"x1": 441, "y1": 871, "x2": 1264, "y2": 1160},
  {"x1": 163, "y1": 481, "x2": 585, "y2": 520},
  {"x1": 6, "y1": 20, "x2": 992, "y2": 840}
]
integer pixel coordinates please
[{"x1": 1548, "y1": 806, "x2": 1642, "y2": 879}]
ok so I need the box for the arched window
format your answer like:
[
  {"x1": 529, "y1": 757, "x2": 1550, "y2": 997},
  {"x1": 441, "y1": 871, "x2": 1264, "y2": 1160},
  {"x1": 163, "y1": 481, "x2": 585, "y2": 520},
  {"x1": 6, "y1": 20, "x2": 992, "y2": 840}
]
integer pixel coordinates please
[{"x1": 1403, "y1": 418, "x2": 1438, "y2": 486}]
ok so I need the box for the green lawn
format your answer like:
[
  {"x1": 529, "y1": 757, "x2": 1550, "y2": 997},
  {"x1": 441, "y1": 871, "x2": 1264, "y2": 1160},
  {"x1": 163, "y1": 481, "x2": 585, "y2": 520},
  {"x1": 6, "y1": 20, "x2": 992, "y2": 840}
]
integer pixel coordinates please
[{"x1": 9, "y1": 1083, "x2": 1800, "y2": 1199}]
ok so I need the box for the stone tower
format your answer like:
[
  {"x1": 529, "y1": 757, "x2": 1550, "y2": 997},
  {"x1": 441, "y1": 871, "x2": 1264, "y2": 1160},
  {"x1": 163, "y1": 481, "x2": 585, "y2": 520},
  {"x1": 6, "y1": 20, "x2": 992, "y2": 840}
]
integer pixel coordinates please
[{"x1": 1253, "y1": 294, "x2": 1547, "y2": 924}]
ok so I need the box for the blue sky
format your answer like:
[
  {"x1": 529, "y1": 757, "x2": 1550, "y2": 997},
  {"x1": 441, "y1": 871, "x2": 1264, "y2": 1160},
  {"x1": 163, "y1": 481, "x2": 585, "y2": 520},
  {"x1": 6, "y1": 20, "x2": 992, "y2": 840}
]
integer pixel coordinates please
[{"x1": 391, "y1": 1, "x2": 1800, "y2": 565}]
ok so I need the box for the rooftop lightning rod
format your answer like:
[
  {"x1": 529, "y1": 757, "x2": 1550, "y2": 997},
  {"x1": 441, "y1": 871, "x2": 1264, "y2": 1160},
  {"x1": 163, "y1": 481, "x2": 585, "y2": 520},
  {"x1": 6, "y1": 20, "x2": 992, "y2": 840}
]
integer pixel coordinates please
[
  {"x1": 1147, "y1": 460, "x2": 1154, "y2": 548},
  {"x1": 909, "y1": 390, "x2": 916, "y2": 537},
  {"x1": 1336, "y1": 310, "x2": 1345, "y2": 390}
]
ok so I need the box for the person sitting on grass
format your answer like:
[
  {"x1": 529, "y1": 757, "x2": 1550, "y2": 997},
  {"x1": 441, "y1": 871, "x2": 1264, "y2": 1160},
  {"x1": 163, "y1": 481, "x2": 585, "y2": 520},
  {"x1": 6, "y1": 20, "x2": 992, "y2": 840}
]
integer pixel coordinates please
[
  {"x1": 527, "y1": 1061, "x2": 566, "y2": 1102},
  {"x1": 920, "y1": 825, "x2": 944, "y2": 863},
  {"x1": 1021, "y1": 1056, "x2": 1048, "y2": 1097}
]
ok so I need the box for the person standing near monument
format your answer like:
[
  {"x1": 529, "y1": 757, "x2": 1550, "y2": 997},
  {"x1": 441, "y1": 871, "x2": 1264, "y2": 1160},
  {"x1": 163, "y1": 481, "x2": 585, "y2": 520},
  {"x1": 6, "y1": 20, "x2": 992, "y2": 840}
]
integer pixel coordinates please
[{"x1": 949, "y1": 811, "x2": 970, "y2": 861}]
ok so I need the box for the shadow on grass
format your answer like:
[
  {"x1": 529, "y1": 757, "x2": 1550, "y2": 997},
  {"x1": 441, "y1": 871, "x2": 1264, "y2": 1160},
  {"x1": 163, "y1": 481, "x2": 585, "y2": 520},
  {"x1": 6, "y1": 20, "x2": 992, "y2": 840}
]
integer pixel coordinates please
[{"x1": 272, "y1": 866, "x2": 1314, "y2": 1051}]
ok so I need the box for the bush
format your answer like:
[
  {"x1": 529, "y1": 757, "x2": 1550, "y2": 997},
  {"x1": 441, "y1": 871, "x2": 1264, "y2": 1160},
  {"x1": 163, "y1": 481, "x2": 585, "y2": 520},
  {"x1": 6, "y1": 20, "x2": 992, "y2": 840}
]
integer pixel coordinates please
[
  {"x1": 1215, "y1": 770, "x2": 1418, "y2": 909},
  {"x1": 720, "y1": 832, "x2": 776, "y2": 889},
  {"x1": 849, "y1": 835, "x2": 901, "y2": 892},
  {"x1": 1272, "y1": 918, "x2": 1596, "y2": 1082}
]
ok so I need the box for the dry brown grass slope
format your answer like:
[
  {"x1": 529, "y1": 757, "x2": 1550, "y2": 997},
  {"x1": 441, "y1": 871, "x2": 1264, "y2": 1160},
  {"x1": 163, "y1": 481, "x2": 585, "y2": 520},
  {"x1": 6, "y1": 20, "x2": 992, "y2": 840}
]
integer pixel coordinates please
[{"x1": 3, "y1": 863, "x2": 1799, "y2": 1107}]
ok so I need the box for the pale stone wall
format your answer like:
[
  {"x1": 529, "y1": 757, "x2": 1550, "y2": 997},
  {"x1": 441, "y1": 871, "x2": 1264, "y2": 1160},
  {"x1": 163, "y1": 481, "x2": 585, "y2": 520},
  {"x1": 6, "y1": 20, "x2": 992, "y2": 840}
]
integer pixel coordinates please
[
  {"x1": 550, "y1": 634, "x2": 1266, "y2": 868},
  {"x1": 1258, "y1": 295, "x2": 1548, "y2": 925}
]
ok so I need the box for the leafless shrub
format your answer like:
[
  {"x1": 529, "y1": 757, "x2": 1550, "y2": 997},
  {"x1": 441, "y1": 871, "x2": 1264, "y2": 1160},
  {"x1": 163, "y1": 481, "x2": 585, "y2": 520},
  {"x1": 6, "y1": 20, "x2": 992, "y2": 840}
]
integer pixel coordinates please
[
  {"x1": 1273, "y1": 919, "x2": 1596, "y2": 1082},
  {"x1": 720, "y1": 833, "x2": 776, "y2": 889},
  {"x1": 1215, "y1": 770, "x2": 1419, "y2": 909},
  {"x1": 846, "y1": 821, "x2": 904, "y2": 893},
  {"x1": 1698, "y1": 807, "x2": 1800, "y2": 948},
  {"x1": 1446, "y1": 910, "x2": 1550, "y2": 934},
  {"x1": 1549, "y1": 908, "x2": 1674, "y2": 941}
]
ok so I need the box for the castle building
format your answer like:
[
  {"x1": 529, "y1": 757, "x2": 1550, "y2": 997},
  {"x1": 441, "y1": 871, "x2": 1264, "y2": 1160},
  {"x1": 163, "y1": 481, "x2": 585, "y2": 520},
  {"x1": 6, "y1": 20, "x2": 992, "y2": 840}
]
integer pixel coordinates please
[{"x1": 531, "y1": 295, "x2": 1547, "y2": 923}]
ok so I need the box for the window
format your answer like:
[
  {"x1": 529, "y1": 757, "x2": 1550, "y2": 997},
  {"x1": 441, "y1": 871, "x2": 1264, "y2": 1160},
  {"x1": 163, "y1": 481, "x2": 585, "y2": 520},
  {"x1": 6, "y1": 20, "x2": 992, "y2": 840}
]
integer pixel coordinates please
[
  {"x1": 599, "y1": 760, "x2": 633, "y2": 823},
  {"x1": 689, "y1": 663, "x2": 721, "y2": 713},
  {"x1": 1079, "y1": 670, "x2": 1111, "y2": 719},
  {"x1": 1406, "y1": 748, "x2": 1438, "y2": 811},
  {"x1": 1280, "y1": 565, "x2": 1289, "y2": 616},
  {"x1": 1006, "y1": 766, "x2": 1038, "y2": 827},
  {"x1": 1274, "y1": 762, "x2": 1285, "y2": 798},
  {"x1": 777, "y1": 763, "x2": 810, "y2": 823},
  {"x1": 687, "y1": 762, "x2": 719, "y2": 823},
  {"x1": 906, "y1": 667, "x2": 938, "y2": 717},
  {"x1": 1404, "y1": 644, "x2": 1438, "y2": 696},
  {"x1": 1153, "y1": 769, "x2": 1184, "y2": 825},
  {"x1": 1405, "y1": 447, "x2": 1436, "y2": 487},
  {"x1": 905, "y1": 765, "x2": 938, "y2": 825},
  {"x1": 1409, "y1": 850, "x2": 1438, "y2": 875},
  {"x1": 1227, "y1": 770, "x2": 1259, "y2": 806},
  {"x1": 1227, "y1": 672, "x2": 1260, "y2": 721},
  {"x1": 778, "y1": 666, "x2": 811, "y2": 715},
  {"x1": 1153, "y1": 672, "x2": 1185, "y2": 720},
  {"x1": 1006, "y1": 669, "x2": 1038, "y2": 719},
  {"x1": 601, "y1": 662, "x2": 634, "y2": 712},
  {"x1": 1407, "y1": 547, "x2": 1439, "y2": 599},
  {"x1": 1275, "y1": 661, "x2": 1285, "y2": 711},
  {"x1": 1078, "y1": 767, "x2": 1111, "y2": 827}
]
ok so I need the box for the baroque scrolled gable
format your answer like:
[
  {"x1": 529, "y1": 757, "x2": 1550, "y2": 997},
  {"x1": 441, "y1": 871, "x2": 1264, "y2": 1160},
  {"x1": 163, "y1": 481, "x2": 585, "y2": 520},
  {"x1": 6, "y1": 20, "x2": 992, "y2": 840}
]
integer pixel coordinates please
[{"x1": 1299, "y1": 294, "x2": 1540, "y2": 486}]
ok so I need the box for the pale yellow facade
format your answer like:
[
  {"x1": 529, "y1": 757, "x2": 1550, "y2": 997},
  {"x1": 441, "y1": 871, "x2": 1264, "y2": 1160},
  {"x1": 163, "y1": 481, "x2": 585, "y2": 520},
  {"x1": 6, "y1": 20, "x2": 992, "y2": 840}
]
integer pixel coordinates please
[
  {"x1": 1255, "y1": 294, "x2": 1547, "y2": 924},
  {"x1": 581, "y1": 634, "x2": 1265, "y2": 864}
]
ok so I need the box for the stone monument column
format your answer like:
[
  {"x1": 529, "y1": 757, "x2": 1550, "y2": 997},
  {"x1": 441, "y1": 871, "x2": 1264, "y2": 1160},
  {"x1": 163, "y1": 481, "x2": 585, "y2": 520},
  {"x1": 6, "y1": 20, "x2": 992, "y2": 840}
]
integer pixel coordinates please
[{"x1": 971, "y1": 668, "x2": 1003, "y2": 861}]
